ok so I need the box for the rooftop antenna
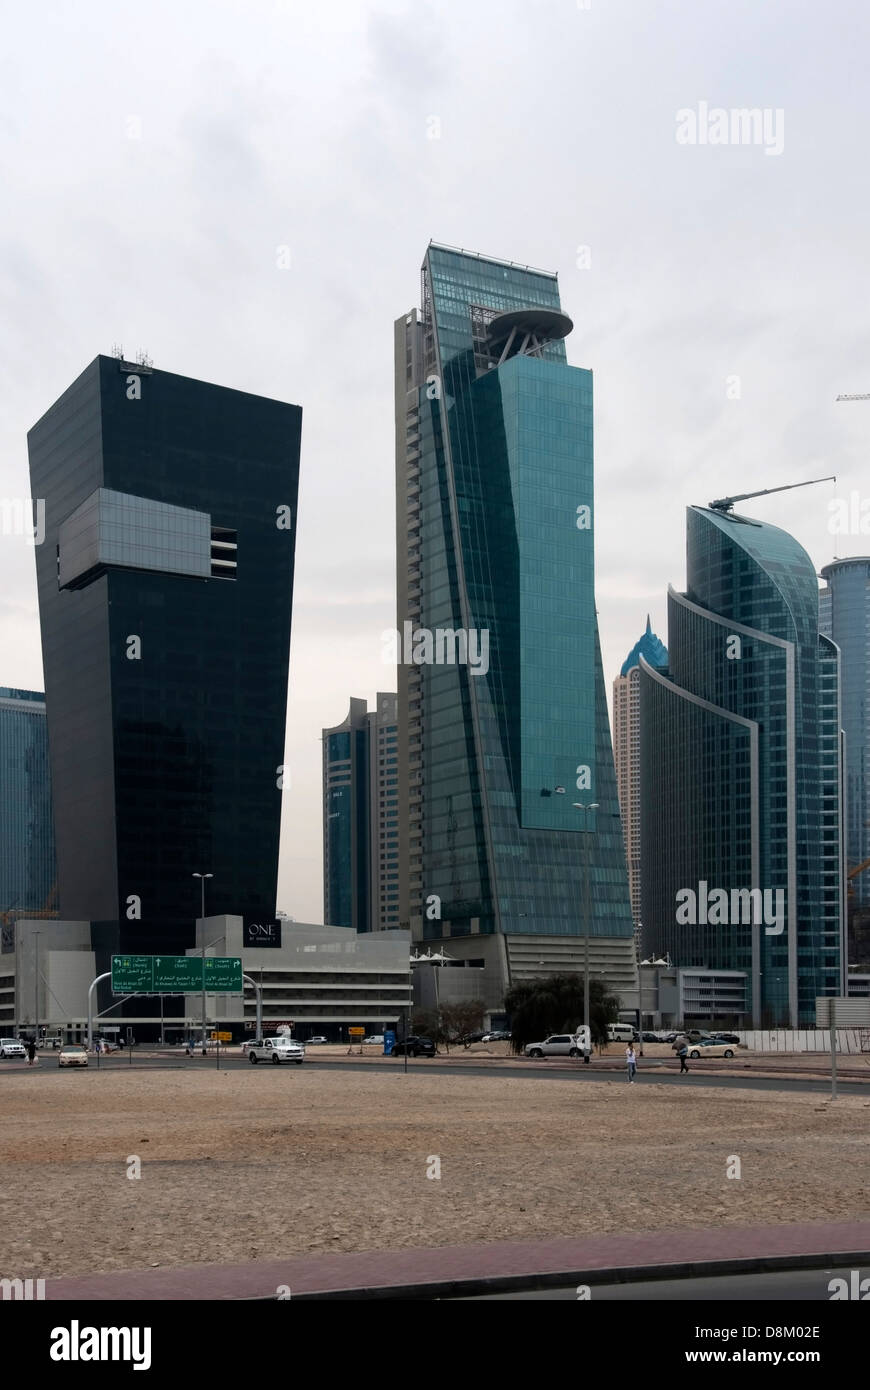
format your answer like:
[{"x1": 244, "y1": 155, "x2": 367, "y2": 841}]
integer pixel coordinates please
[
  {"x1": 111, "y1": 343, "x2": 124, "y2": 360},
  {"x1": 708, "y1": 476, "x2": 836, "y2": 514}
]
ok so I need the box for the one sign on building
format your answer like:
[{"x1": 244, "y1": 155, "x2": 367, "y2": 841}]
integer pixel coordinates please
[{"x1": 243, "y1": 920, "x2": 282, "y2": 948}]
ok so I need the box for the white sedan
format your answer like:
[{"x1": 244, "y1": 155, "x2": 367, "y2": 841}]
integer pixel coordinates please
[
  {"x1": 58, "y1": 1044, "x2": 89, "y2": 1068},
  {"x1": 247, "y1": 1038, "x2": 305, "y2": 1066},
  {"x1": 684, "y1": 1040, "x2": 737, "y2": 1059}
]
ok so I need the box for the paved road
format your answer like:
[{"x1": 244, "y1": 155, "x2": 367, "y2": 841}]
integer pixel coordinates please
[
  {"x1": 459, "y1": 1265, "x2": 861, "y2": 1300},
  {"x1": 0, "y1": 1052, "x2": 863, "y2": 1095}
]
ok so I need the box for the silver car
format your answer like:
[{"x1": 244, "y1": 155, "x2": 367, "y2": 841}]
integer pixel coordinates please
[{"x1": 524, "y1": 1032, "x2": 591, "y2": 1059}]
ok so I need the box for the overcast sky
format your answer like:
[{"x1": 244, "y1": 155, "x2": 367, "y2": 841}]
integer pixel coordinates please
[{"x1": 2, "y1": 0, "x2": 868, "y2": 923}]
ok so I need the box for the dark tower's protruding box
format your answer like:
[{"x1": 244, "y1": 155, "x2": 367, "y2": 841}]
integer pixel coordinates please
[{"x1": 28, "y1": 356, "x2": 301, "y2": 960}]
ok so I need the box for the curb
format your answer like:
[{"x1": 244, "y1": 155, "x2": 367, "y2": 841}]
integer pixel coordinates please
[{"x1": 287, "y1": 1247, "x2": 870, "y2": 1301}]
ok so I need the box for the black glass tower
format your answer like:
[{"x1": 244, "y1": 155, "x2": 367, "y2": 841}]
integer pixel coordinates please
[{"x1": 27, "y1": 355, "x2": 301, "y2": 966}]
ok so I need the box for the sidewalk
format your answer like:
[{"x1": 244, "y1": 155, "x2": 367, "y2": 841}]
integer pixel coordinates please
[{"x1": 45, "y1": 1220, "x2": 870, "y2": 1301}]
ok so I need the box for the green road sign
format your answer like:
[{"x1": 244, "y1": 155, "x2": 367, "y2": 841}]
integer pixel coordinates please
[
  {"x1": 204, "y1": 956, "x2": 243, "y2": 992},
  {"x1": 152, "y1": 956, "x2": 203, "y2": 992},
  {"x1": 111, "y1": 956, "x2": 154, "y2": 993},
  {"x1": 111, "y1": 954, "x2": 244, "y2": 994}
]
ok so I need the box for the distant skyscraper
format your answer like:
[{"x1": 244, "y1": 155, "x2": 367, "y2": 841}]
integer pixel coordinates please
[
  {"x1": 0, "y1": 688, "x2": 56, "y2": 921},
  {"x1": 27, "y1": 355, "x2": 301, "y2": 970},
  {"x1": 612, "y1": 618, "x2": 668, "y2": 945},
  {"x1": 819, "y1": 558, "x2": 870, "y2": 917},
  {"x1": 640, "y1": 505, "x2": 844, "y2": 1026},
  {"x1": 393, "y1": 243, "x2": 634, "y2": 1003},
  {"x1": 323, "y1": 693, "x2": 399, "y2": 932}
]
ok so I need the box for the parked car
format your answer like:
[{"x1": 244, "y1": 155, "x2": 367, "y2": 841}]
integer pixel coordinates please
[
  {"x1": 607, "y1": 1023, "x2": 637, "y2": 1043},
  {"x1": 0, "y1": 1038, "x2": 26, "y2": 1059},
  {"x1": 482, "y1": 1030, "x2": 511, "y2": 1042},
  {"x1": 641, "y1": 1031, "x2": 660, "y2": 1043},
  {"x1": 461, "y1": 1031, "x2": 489, "y2": 1044},
  {"x1": 362, "y1": 1034, "x2": 385, "y2": 1045},
  {"x1": 524, "y1": 1030, "x2": 591, "y2": 1060},
  {"x1": 686, "y1": 1039, "x2": 736, "y2": 1059},
  {"x1": 306, "y1": 1036, "x2": 329, "y2": 1045},
  {"x1": 711, "y1": 1032, "x2": 740, "y2": 1044},
  {"x1": 58, "y1": 1044, "x2": 89, "y2": 1068},
  {"x1": 390, "y1": 1035, "x2": 436, "y2": 1057},
  {"x1": 247, "y1": 1038, "x2": 305, "y2": 1065}
]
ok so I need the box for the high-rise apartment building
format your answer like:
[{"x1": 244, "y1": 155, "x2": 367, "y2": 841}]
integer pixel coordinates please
[
  {"x1": 640, "y1": 505, "x2": 844, "y2": 1025},
  {"x1": 322, "y1": 693, "x2": 399, "y2": 932},
  {"x1": 393, "y1": 243, "x2": 635, "y2": 1003},
  {"x1": 27, "y1": 355, "x2": 301, "y2": 976},
  {"x1": 612, "y1": 619, "x2": 667, "y2": 945},
  {"x1": 0, "y1": 688, "x2": 57, "y2": 923}
]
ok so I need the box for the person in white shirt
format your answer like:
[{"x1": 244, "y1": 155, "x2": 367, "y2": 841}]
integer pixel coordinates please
[{"x1": 626, "y1": 1042, "x2": 637, "y2": 1082}]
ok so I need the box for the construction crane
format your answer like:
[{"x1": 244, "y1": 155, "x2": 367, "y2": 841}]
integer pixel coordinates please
[
  {"x1": 847, "y1": 857, "x2": 870, "y2": 898},
  {"x1": 836, "y1": 393, "x2": 870, "y2": 401},
  {"x1": 709, "y1": 476, "x2": 836, "y2": 514}
]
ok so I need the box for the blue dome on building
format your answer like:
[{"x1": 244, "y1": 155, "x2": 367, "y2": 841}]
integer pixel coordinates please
[{"x1": 621, "y1": 615, "x2": 668, "y2": 676}]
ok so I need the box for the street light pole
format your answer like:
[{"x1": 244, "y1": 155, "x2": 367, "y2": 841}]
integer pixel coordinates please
[
  {"x1": 192, "y1": 873, "x2": 213, "y2": 1056},
  {"x1": 573, "y1": 803, "x2": 599, "y2": 1041},
  {"x1": 33, "y1": 930, "x2": 41, "y2": 1046}
]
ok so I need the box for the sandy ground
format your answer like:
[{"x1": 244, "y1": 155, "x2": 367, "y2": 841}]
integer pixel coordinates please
[{"x1": 1, "y1": 1065, "x2": 868, "y2": 1279}]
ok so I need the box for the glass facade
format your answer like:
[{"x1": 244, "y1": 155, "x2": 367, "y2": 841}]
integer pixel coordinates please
[
  {"x1": 820, "y1": 559, "x2": 870, "y2": 914},
  {"x1": 322, "y1": 695, "x2": 399, "y2": 932},
  {"x1": 323, "y1": 709, "x2": 369, "y2": 932},
  {"x1": 402, "y1": 244, "x2": 633, "y2": 947},
  {"x1": 0, "y1": 689, "x2": 56, "y2": 918},
  {"x1": 27, "y1": 356, "x2": 301, "y2": 982},
  {"x1": 58, "y1": 488, "x2": 211, "y2": 588},
  {"x1": 641, "y1": 506, "x2": 843, "y2": 1025}
]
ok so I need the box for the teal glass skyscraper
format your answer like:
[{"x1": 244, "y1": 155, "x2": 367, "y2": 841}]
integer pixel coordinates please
[
  {"x1": 640, "y1": 505, "x2": 844, "y2": 1026},
  {"x1": 394, "y1": 243, "x2": 634, "y2": 1004}
]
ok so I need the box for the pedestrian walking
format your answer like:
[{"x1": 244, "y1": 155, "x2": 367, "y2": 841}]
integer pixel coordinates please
[
  {"x1": 678, "y1": 1041, "x2": 689, "y2": 1073},
  {"x1": 26, "y1": 1038, "x2": 36, "y2": 1066},
  {"x1": 626, "y1": 1042, "x2": 637, "y2": 1083}
]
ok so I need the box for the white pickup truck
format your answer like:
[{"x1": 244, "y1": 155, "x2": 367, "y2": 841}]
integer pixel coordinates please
[
  {"x1": 247, "y1": 1037, "x2": 305, "y2": 1066},
  {"x1": 524, "y1": 1028, "x2": 592, "y2": 1061}
]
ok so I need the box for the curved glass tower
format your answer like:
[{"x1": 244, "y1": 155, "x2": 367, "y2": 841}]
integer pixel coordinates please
[
  {"x1": 395, "y1": 244, "x2": 634, "y2": 1003},
  {"x1": 640, "y1": 505, "x2": 844, "y2": 1026}
]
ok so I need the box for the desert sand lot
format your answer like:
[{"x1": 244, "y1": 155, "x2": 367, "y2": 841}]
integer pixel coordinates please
[{"x1": 1, "y1": 1067, "x2": 868, "y2": 1278}]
